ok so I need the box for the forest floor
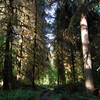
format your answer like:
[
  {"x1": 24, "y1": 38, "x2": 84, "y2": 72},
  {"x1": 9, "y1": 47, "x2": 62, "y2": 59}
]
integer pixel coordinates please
[
  {"x1": 39, "y1": 84, "x2": 100, "y2": 100},
  {"x1": 0, "y1": 84, "x2": 100, "y2": 100}
]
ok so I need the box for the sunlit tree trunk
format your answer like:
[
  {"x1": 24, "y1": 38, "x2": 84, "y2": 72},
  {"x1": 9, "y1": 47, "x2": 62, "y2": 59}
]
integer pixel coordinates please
[
  {"x1": 17, "y1": 35, "x2": 23, "y2": 80},
  {"x1": 80, "y1": 13, "x2": 94, "y2": 95}
]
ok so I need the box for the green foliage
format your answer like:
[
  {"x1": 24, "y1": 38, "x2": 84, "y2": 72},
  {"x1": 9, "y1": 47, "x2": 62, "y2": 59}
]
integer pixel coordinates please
[
  {"x1": 0, "y1": 89, "x2": 41, "y2": 100},
  {"x1": 50, "y1": 93, "x2": 61, "y2": 100},
  {"x1": 35, "y1": 65, "x2": 58, "y2": 86},
  {"x1": 50, "y1": 91, "x2": 100, "y2": 100},
  {"x1": 48, "y1": 66, "x2": 58, "y2": 85}
]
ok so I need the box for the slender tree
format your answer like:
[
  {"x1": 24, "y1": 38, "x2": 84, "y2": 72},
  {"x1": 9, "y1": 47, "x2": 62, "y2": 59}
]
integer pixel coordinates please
[{"x1": 70, "y1": 44, "x2": 76, "y2": 83}]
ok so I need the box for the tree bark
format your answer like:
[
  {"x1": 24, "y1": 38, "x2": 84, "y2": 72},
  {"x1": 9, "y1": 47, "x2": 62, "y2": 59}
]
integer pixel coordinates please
[
  {"x1": 3, "y1": 0, "x2": 14, "y2": 90},
  {"x1": 80, "y1": 13, "x2": 94, "y2": 95},
  {"x1": 57, "y1": 55, "x2": 66, "y2": 85},
  {"x1": 31, "y1": 0, "x2": 38, "y2": 89},
  {"x1": 3, "y1": 23, "x2": 13, "y2": 90},
  {"x1": 32, "y1": 34, "x2": 36, "y2": 89},
  {"x1": 70, "y1": 44, "x2": 76, "y2": 83}
]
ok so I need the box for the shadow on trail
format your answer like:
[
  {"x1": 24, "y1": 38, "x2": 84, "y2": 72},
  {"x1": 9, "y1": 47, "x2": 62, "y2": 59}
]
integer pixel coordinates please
[{"x1": 40, "y1": 89, "x2": 54, "y2": 100}]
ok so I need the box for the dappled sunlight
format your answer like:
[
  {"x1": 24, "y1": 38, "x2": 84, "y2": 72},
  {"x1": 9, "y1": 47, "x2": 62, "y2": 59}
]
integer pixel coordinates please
[
  {"x1": 86, "y1": 79, "x2": 94, "y2": 90},
  {"x1": 0, "y1": 80, "x2": 3, "y2": 87},
  {"x1": 16, "y1": 74, "x2": 25, "y2": 80}
]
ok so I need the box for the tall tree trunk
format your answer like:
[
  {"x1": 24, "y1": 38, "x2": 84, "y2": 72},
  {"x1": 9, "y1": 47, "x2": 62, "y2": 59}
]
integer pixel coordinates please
[
  {"x1": 3, "y1": 23, "x2": 13, "y2": 90},
  {"x1": 3, "y1": 0, "x2": 14, "y2": 90},
  {"x1": 56, "y1": 37, "x2": 66, "y2": 85},
  {"x1": 70, "y1": 44, "x2": 76, "y2": 83},
  {"x1": 17, "y1": 35, "x2": 23, "y2": 80},
  {"x1": 19, "y1": 35, "x2": 23, "y2": 73},
  {"x1": 31, "y1": 0, "x2": 38, "y2": 89},
  {"x1": 57, "y1": 55, "x2": 66, "y2": 85},
  {"x1": 80, "y1": 13, "x2": 94, "y2": 95},
  {"x1": 32, "y1": 34, "x2": 36, "y2": 89},
  {"x1": 3, "y1": 28, "x2": 10, "y2": 90}
]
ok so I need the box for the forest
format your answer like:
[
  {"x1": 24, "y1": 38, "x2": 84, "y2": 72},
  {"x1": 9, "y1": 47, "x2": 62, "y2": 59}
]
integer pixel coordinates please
[{"x1": 0, "y1": 0, "x2": 100, "y2": 100}]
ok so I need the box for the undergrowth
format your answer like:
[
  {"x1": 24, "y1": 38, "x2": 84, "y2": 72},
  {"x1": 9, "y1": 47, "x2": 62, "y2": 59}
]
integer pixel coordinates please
[
  {"x1": 50, "y1": 83, "x2": 100, "y2": 100},
  {"x1": 0, "y1": 89, "x2": 41, "y2": 100},
  {"x1": 50, "y1": 91, "x2": 100, "y2": 100}
]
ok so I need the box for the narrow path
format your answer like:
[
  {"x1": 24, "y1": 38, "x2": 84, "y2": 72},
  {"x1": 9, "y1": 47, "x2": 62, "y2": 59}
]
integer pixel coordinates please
[{"x1": 40, "y1": 90, "x2": 54, "y2": 100}]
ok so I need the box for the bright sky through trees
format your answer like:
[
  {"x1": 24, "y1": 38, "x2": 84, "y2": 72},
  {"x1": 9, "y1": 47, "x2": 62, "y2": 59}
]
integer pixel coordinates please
[
  {"x1": 44, "y1": 2, "x2": 58, "y2": 40},
  {"x1": 44, "y1": 1, "x2": 58, "y2": 50}
]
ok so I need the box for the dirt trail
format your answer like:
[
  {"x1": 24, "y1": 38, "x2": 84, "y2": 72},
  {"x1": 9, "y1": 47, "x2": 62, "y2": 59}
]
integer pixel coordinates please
[{"x1": 40, "y1": 90, "x2": 54, "y2": 100}]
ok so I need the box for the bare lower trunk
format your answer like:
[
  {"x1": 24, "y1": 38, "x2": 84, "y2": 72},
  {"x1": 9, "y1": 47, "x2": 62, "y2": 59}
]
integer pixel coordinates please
[{"x1": 80, "y1": 14, "x2": 94, "y2": 95}]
